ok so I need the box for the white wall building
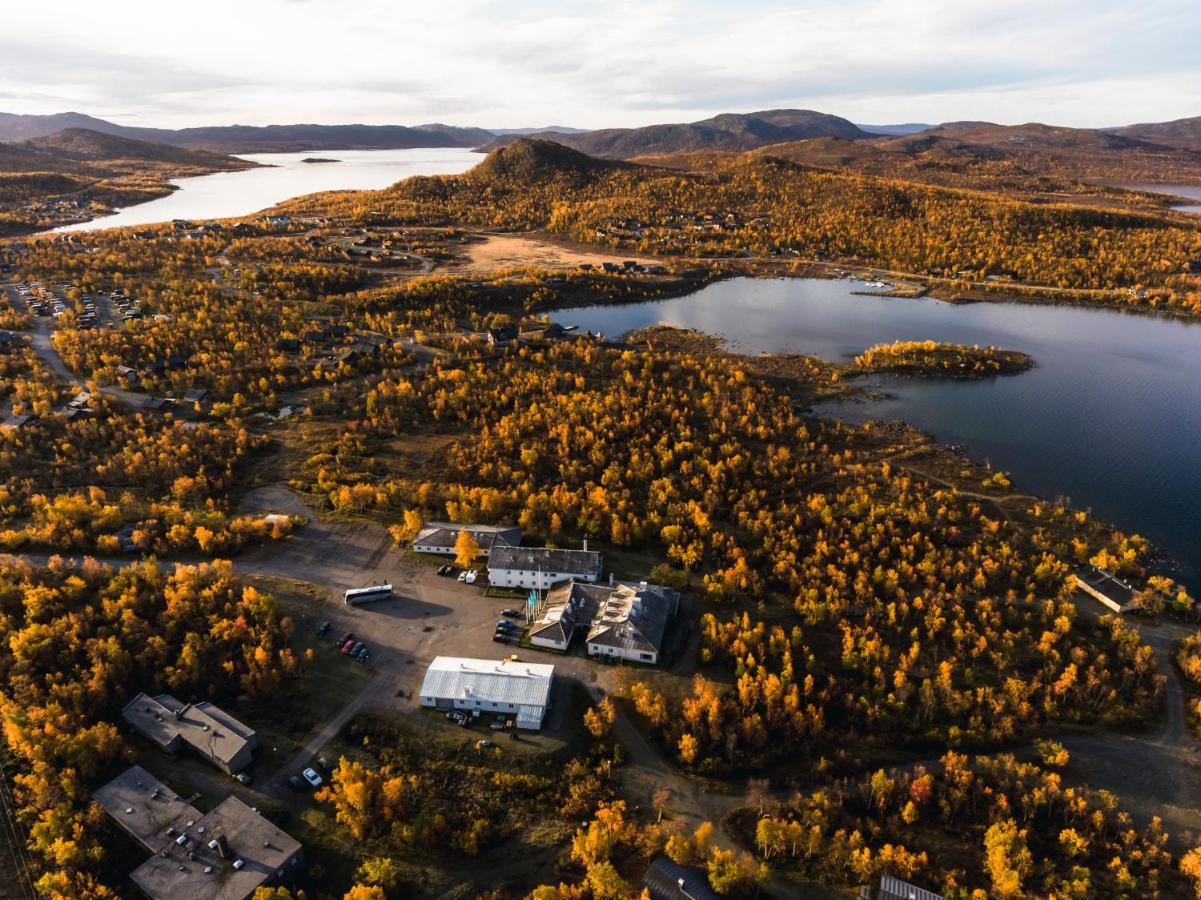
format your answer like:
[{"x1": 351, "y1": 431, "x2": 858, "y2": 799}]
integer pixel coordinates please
[
  {"x1": 419, "y1": 656, "x2": 554, "y2": 729},
  {"x1": 528, "y1": 580, "x2": 679, "y2": 664},
  {"x1": 488, "y1": 546, "x2": 602, "y2": 591},
  {"x1": 411, "y1": 522, "x2": 521, "y2": 557}
]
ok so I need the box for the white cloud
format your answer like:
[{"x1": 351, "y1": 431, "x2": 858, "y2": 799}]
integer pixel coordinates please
[{"x1": 0, "y1": 0, "x2": 1196, "y2": 128}]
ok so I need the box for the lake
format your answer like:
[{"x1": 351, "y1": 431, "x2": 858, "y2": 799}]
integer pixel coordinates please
[
  {"x1": 1125, "y1": 182, "x2": 1201, "y2": 214},
  {"x1": 551, "y1": 278, "x2": 1201, "y2": 587},
  {"x1": 55, "y1": 147, "x2": 481, "y2": 232}
]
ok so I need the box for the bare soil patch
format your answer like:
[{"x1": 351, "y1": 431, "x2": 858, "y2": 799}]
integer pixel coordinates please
[{"x1": 455, "y1": 231, "x2": 660, "y2": 273}]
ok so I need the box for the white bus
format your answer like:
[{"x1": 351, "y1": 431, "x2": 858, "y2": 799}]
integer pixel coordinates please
[{"x1": 344, "y1": 584, "x2": 393, "y2": 605}]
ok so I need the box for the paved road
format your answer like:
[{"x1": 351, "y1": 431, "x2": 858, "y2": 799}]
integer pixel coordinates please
[
  {"x1": 2, "y1": 283, "x2": 145, "y2": 406},
  {"x1": 5, "y1": 484, "x2": 1198, "y2": 890}
]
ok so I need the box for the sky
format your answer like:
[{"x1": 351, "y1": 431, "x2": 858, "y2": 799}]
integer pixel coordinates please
[{"x1": 1, "y1": 0, "x2": 1198, "y2": 130}]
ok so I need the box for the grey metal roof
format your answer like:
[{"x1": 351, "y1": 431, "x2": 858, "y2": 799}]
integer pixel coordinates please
[
  {"x1": 412, "y1": 521, "x2": 522, "y2": 552},
  {"x1": 420, "y1": 657, "x2": 554, "y2": 708},
  {"x1": 586, "y1": 583, "x2": 678, "y2": 655},
  {"x1": 489, "y1": 546, "x2": 601, "y2": 576},
  {"x1": 640, "y1": 858, "x2": 718, "y2": 900},
  {"x1": 878, "y1": 874, "x2": 944, "y2": 900}
]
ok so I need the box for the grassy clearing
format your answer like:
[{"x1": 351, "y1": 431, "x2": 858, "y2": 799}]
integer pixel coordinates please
[{"x1": 239, "y1": 575, "x2": 371, "y2": 772}]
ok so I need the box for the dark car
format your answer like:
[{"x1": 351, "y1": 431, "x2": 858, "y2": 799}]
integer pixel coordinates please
[
  {"x1": 500, "y1": 608, "x2": 521, "y2": 618},
  {"x1": 336, "y1": 631, "x2": 354, "y2": 646},
  {"x1": 287, "y1": 775, "x2": 305, "y2": 791},
  {"x1": 492, "y1": 632, "x2": 509, "y2": 643},
  {"x1": 349, "y1": 641, "x2": 365, "y2": 656},
  {"x1": 495, "y1": 620, "x2": 516, "y2": 631},
  {"x1": 437, "y1": 565, "x2": 454, "y2": 577},
  {"x1": 316, "y1": 621, "x2": 330, "y2": 636}
]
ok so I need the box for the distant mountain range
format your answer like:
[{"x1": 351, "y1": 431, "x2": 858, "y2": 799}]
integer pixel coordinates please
[
  {"x1": 3, "y1": 109, "x2": 1201, "y2": 174},
  {"x1": 855, "y1": 123, "x2": 933, "y2": 136},
  {"x1": 487, "y1": 126, "x2": 591, "y2": 136},
  {"x1": 0, "y1": 112, "x2": 494, "y2": 153}
]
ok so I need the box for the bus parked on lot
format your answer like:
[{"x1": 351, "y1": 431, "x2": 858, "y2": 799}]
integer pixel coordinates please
[{"x1": 344, "y1": 584, "x2": 393, "y2": 605}]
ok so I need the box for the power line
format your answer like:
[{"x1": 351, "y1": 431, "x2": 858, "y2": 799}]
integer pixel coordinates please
[{"x1": 0, "y1": 744, "x2": 38, "y2": 900}]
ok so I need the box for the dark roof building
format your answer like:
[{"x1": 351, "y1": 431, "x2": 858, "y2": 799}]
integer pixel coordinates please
[
  {"x1": 487, "y1": 326, "x2": 520, "y2": 346},
  {"x1": 95, "y1": 766, "x2": 304, "y2": 900},
  {"x1": 131, "y1": 796, "x2": 303, "y2": 900},
  {"x1": 530, "y1": 579, "x2": 679, "y2": 664},
  {"x1": 488, "y1": 545, "x2": 603, "y2": 590},
  {"x1": 94, "y1": 765, "x2": 202, "y2": 854},
  {"x1": 412, "y1": 521, "x2": 522, "y2": 557},
  {"x1": 585, "y1": 580, "x2": 679, "y2": 664},
  {"x1": 122, "y1": 693, "x2": 257, "y2": 774},
  {"x1": 640, "y1": 858, "x2": 719, "y2": 900}
]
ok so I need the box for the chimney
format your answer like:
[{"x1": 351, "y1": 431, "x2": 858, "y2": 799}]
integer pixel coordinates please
[{"x1": 582, "y1": 537, "x2": 588, "y2": 552}]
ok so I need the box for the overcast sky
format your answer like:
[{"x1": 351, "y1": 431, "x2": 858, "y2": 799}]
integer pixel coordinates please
[{"x1": 1, "y1": 0, "x2": 1197, "y2": 130}]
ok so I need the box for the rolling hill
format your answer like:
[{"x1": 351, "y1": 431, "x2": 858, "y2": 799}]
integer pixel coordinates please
[
  {"x1": 23, "y1": 127, "x2": 253, "y2": 169},
  {"x1": 0, "y1": 127, "x2": 257, "y2": 234},
  {"x1": 470, "y1": 138, "x2": 638, "y2": 186},
  {"x1": 1109, "y1": 116, "x2": 1201, "y2": 152},
  {"x1": 475, "y1": 109, "x2": 871, "y2": 158},
  {"x1": 0, "y1": 111, "x2": 494, "y2": 153}
]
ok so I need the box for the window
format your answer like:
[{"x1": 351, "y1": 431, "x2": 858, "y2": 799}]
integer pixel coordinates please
[{"x1": 641, "y1": 653, "x2": 652, "y2": 661}]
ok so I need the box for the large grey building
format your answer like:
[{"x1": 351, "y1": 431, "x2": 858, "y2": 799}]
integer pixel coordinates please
[
  {"x1": 419, "y1": 656, "x2": 555, "y2": 729},
  {"x1": 94, "y1": 766, "x2": 304, "y2": 900},
  {"x1": 488, "y1": 545, "x2": 602, "y2": 590},
  {"x1": 529, "y1": 579, "x2": 679, "y2": 664},
  {"x1": 122, "y1": 693, "x2": 257, "y2": 774}
]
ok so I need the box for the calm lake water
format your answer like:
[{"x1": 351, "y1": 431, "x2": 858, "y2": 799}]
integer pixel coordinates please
[
  {"x1": 55, "y1": 147, "x2": 481, "y2": 232},
  {"x1": 552, "y1": 278, "x2": 1201, "y2": 587},
  {"x1": 1125, "y1": 182, "x2": 1201, "y2": 214}
]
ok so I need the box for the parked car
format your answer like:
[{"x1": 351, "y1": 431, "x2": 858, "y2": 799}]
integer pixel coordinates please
[
  {"x1": 234, "y1": 772, "x2": 251, "y2": 785},
  {"x1": 507, "y1": 654, "x2": 521, "y2": 662},
  {"x1": 500, "y1": 608, "x2": 521, "y2": 618},
  {"x1": 317, "y1": 756, "x2": 332, "y2": 771},
  {"x1": 492, "y1": 632, "x2": 509, "y2": 643},
  {"x1": 476, "y1": 739, "x2": 493, "y2": 749},
  {"x1": 288, "y1": 775, "x2": 305, "y2": 791},
  {"x1": 301, "y1": 767, "x2": 323, "y2": 788},
  {"x1": 495, "y1": 620, "x2": 515, "y2": 631},
  {"x1": 464, "y1": 570, "x2": 478, "y2": 585},
  {"x1": 336, "y1": 631, "x2": 354, "y2": 646},
  {"x1": 490, "y1": 717, "x2": 508, "y2": 730},
  {"x1": 349, "y1": 641, "x2": 365, "y2": 657},
  {"x1": 437, "y1": 565, "x2": 454, "y2": 577},
  {"x1": 340, "y1": 639, "x2": 356, "y2": 654},
  {"x1": 355, "y1": 648, "x2": 370, "y2": 663},
  {"x1": 316, "y1": 621, "x2": 330, "y2": 636},
  {"x1": 457, "y1": 571, "x2": 468, "y2": 583}
]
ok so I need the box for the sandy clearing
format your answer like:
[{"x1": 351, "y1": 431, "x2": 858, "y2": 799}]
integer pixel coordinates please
[{"x1": 455, "y1": 232, "x2": 660, "y2": 273}]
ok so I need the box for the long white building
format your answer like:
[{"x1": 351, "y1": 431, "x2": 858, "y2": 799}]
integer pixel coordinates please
[
  {"x1": 419, "y1": 656, "x2": 554, "y2": 729},
  {"x1": 411, "y1": 521, "x2": 522, "y2": 557},
  {"x1": 488, "y1": 545, "x2": 602, "y2": 590}
]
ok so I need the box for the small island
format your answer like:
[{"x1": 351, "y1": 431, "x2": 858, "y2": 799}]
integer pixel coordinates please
[
  {"x1": 301, "y1": 157, "x2": 340, "y2": 164},
  {"x1": 852, "y1": 340, "x2": 1034, "y2": 378}
]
